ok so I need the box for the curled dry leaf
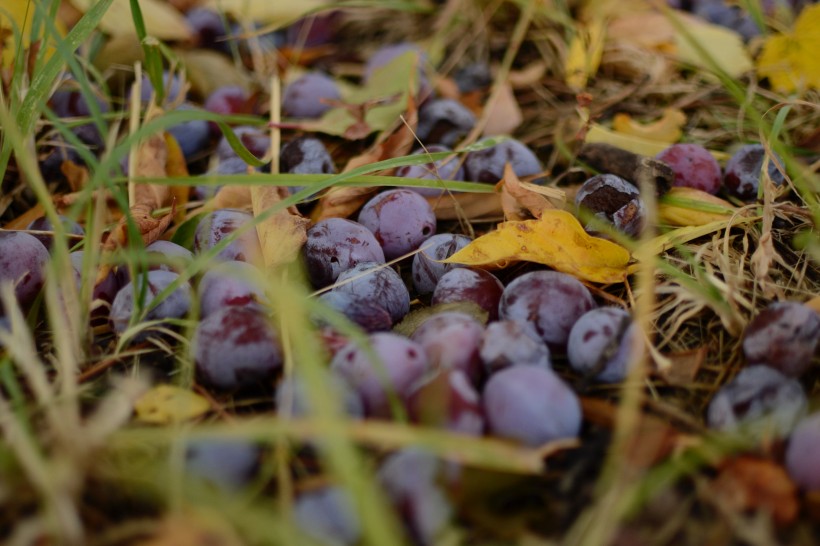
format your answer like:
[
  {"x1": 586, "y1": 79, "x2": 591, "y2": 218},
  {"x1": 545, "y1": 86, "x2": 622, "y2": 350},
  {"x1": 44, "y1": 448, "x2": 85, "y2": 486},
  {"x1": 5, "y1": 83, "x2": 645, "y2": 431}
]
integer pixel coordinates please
[
  {"x1": 498, "y1": 163, "x2": 558, "y2": 221},
  {"x1": 100, "y1": 106, "x2": 179, "y2": 279},
  {"x1": 134, "y1": 384, "x2": 210, "y2": 425},
  {"x1": 481, "y1": 82, "x2": 522, "y2": 137},
  {"x1": 658, "y1": 187, "x2": 739, "y2": 227},
  {"x1": 444, "y1": 209, "x2": 631, "y2": 284},
  {"x1": 711, "y1": 457, "x2": 799, "y2": 527},
  {"x1": 612, "y1": 108, "x2": 686, "y2": 143}
]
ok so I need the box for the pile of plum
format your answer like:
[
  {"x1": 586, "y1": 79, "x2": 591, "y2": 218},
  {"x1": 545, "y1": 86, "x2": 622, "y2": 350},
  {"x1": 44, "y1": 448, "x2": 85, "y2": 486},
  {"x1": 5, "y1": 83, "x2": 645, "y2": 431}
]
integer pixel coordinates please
[{"x1": 2, "y1": 3, "x2": 819, "y2": 541}]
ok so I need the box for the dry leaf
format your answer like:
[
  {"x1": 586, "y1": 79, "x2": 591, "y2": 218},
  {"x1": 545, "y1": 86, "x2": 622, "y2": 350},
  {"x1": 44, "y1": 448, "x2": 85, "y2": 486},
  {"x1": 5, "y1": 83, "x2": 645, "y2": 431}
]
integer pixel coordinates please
[
  {"x1": 427, "y1": 192, "x2": 503, "y2": 221},
  {"x1": 655, "y1": 346, "x2": 706, "y2": 386},
  {"x1": 608, "y1": 11, "x2": 676, "y2": 51},
  {"x1": 134, "y1": 384, "x2": 210, "y2": 424},
  {"x1": 757, "y1": 4, "x2": 820, "y2": 93},
  {"x1": 444, "y1": 209, "x2": 631, "y2": 284},
  {"x1": 712, "y1": 457, "x2": 799, "y2": 527},
  {"x1": 498, "y1": 163, "x2": 557, "y2": 220},
  {"x1": 508, "y1": 60, "x2": 548, "y2": 88},
  {"x1": 0, "y1": 0, "x2": 65, "y2": 65},
  {"x1": 658, "y1": 187, "x2": 739, "y2": 227},
  {"x1": 642, "y1": 215, "x2": 759, "y2": 257},
  {"x1": 481, "y1": 82, "x2": 522, "y2": 137},
  {"x1": 565, "y1": 18, "x2": 605, "y2": 90},
  {"x1": 135, "y1": 509, "x2": 244, "y2": 546},
  {"x1": 581, "y1": 397, "x2": 681, "y2": 470},
  {"x1": 175, "y1": 49, "x2": 253, "y2": 98},
  {"x1": 69, "y1": 0, "x2": 192, "y2": 40},
  {"x1": 203, "y1": 0, "x2": 329, "y2": 25},
  {"x1": 252, "y1": 185, "x2": 309, "y2": 270},
  {"x1": 673, "y1": 15, "x2": 752, "y2": 79},
  {"x1": 612, "y1": 108, "x2": 686, "y2": 143},
  {"x1": 60, "y1": 159, "x2": 90, "y2": 193}
]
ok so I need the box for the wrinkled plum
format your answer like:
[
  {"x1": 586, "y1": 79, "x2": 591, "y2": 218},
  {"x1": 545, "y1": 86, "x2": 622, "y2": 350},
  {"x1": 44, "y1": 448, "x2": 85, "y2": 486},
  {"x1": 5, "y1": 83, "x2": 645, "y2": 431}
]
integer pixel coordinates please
[
  {"x1": 192, "y1": 306, "x2": 283, "y2": 390},
  {"x1": 357, "y1": 189, "x2": 437, "y2": 260},
  {"x1": 656, "y1": 143, "x2": 722, "y2": 195},
  {"x1": 463, "y1": 138, "x2": 542, "y2": 184},
  {"x1": 330, "y1": 332, "x2": 429, "y2": 418},
  {"x1": 282, "y1": 72, "x2": 341, "y2": 119},
  {"x1": 431, "y1": 268, "x2": 504, "y2": 321},
  {"x1": 567, "y1": 307, "x2": 643, "y2": 383},
  {"x1": 303, "y1": 218, "x2": 385, "y2": 288},
  {"x1": 742, "y1": 301, "x2": 820, "y2": 376},
  {"x1": 480, "y1": 319, "x2": 551, "y2": 375},
  {"x1": 193, "y1": 208, "x2": 262, "y2": 263},
  {"x1": 723, "y1": 144, "x2": 786, "y2": 200},
  {"x1": 575, "y1": 174, "x2": 646, "y2": 237},
  {"x1": 483, "y1": 365, "x2": 582, "y2": 446},
  {"x1": 706, "y1": 365, "x2": 807, "y2": 439},
  {"x1": 332, "y1": 262, "x2": 410, "y2": 325},
  {"x1": 499, "y1": 270, "x2": 596, "y2": 351},
  {"x1": 411, "y1": 233, "x2": 471, "y2": 295}
]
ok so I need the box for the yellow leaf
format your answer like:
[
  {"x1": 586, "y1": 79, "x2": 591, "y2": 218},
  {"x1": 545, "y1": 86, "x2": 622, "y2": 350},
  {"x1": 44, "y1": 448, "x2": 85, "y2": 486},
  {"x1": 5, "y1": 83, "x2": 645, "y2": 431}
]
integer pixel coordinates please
[
  {"x1": 565, "y1": 18, "x2": 606, "y2": 90},
  {"x1": 444, "y1": 209, "x2": 631, "y2": 284},
  {"x1": 252, "y1": 185, "x2": 310, "y2": 270},
  {"x1": 673, "y1": 16, "x2": 752, "y2": 79},
  {"x1": 0, "y1": 0, "x2": 65, "y2": 66},
  {"x1": 585, "y1": 123, "x2": 729, "y2": 161},
  {"x1": 69, "y1": 0, "x2": 192, "y2": 40},
  {"x1": 612, "y1": 108, "x2": 686, "y2": 143},
  {"x1": 658, "y1": 186, "x2": 739, "y2": 226},
  {"x1": 134, "y1": 385, "x2": 210, "y2": 424},
  {"x1": 204, "y1": 0, "x2": 329, "y2": 25},
  {"x1": 642, "y1": 215, "x2": 759, "y2": 257},
  {"x1": 757, "y1": 4, "x2": 820, "y2": 93}
]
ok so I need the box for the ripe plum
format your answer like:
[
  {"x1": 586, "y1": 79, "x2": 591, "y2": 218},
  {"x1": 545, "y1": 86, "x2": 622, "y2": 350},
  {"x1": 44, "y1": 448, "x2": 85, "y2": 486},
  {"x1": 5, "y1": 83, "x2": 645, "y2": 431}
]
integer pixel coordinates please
[
  {"x1": 193, "y1": 208, "x2": 262, "y2": 263},
  {"x1": 463, "y1": 139, "x2": 542, "y2": 184},
  {"x1": 480, "y1": 319, "x2": 551, "y2": 375},
  {"x1": 431, "y1": 268, "x2": 503, "y2": 321},
  {"x1": 109, "y1": 270, "x2": 192, "y2": 340},
  {"x1": 282, "y1": 72, "x2": 341, "y2": 119},
  {"x1": 303, "y1": 218, "x2": 385, "y2": 288},
  {"x1": 724, "y1": 144, "x2": 786, "y2": 200},
  {"x1": 656, "y1": 143, "x2": 722, "y2": 194},
  {"x1": 742, "y1": 301, "x2": 820, "y2": 376},
  {"x1": 411, "y1": 233, "x2": 471, "y2": 295},
  {"x1": 332, "y1": 262, "x2": 410, "y2": 324},
  {"x1": 357, "y1": 189, "x2": 437, "y2": 260},
  {"x1": 567, "y1": 307, "x2": 643, "y2": 383}
]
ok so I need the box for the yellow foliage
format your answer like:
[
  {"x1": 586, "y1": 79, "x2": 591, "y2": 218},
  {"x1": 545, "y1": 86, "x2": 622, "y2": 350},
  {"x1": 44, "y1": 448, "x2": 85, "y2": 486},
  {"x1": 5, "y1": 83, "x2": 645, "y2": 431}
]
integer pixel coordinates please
[
  {"x1": 612, "y1": 109, "x2": 686, "y2": 143},
  {"x1": 70, "y1": 0, "x2": 192, "y2": 40},
  {"x1": 565, "y1": 18, "x2": 606, "y2": 90},
  {"x1": 134, "y1": 385, "x2": 210, "y2": 424},
  {"x1": 658, "y1": 187, "x2": 739, "y2": 227},
  {"x1": 0, "y1": 0, "x2": 65, "y2": 66},
  {"x1": 444, "y1": 210, "x2": 631, "y2": 284},
  {"x1": 757, "y1": 4, "x2": 820, "y2": 93}
]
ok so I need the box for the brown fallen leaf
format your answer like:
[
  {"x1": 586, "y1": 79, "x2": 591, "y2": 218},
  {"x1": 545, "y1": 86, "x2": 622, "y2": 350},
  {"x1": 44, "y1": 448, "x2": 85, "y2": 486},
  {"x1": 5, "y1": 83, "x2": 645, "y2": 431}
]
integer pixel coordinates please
[
  {"x1": 99, "y1": 105, "x2": 177, "y2": 279},
  {"x1": 498, "y1": 163, "x2": 560, "y2": 221},
  {"x1": 426, "y1": 192, "x2": 503, "y2": 222},
  {"x1": 444, "y1": 209, "x2": 631, "y2": 284},
  {"x1": 655, "y1": 346, "x2": 706, "y2": 386},
  {"x1": 481, "y1": 82, "x2": 522, "y2": 137},
  {"x1": 711, "y1": 456, "x2": 799, "y2": 527},
  {"x1": 60, "y1": 159, "x2": 90, "y2": 193},
  {"x1": 581, "y1": 397, "x2": 680, "y2": 470}
]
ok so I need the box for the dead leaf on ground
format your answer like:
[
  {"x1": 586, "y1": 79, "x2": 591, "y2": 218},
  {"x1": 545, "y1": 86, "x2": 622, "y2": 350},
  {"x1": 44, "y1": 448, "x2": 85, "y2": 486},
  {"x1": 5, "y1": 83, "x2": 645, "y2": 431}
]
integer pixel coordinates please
[
  {"x1": 252, "y1": 185, "x2": 309, "y2": 270},
  {"x1": 498, "y1": 163, "x2": 558, "y2": 221},
  {"x1": 711, "y1": 456, "x2": 799, "y2": 527},
  {"x1": 481, "y1": 82, "x2": 522, "y2": 137},
  {"x1": 60, "y1": 159, "x2": 90, "y2": 193},
  {"x1": 658, "y1": 187, "x2": 739, "y2": 227},
  {"x1": 312, "y1": 84, "x2": 419, "y2": 221},
  {"x1": 612, "y1": 108, "x2": 686, "y2": 143},
  {"x1": 427, "y1": 192, "x2": 503, "y2": 222},
  {"x1": 655, "y1": 346, "x2": 706, "y2": 386},
  {"x1": 70, "y1": 0, "x2": 192, "y2": 40},
  {"x1": 444, "y1": 209, "x2": 631, "y2": 284},
  {"x1": 581, "y1": 397, "x2": 681, "y2": 470},
  {"x1": 508, "y1": 60, "x2": 548, "y2": 88},
  {"x1": 134, "y1": 384, "x2": 210, "y2": 424}
]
